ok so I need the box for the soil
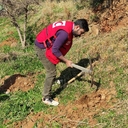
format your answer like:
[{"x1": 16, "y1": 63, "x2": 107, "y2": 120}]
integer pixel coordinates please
[
  {"x1": 12, "y1": 84, "x2": 117, "y2": 128},
  {"x1": 99, "y1": 1, "x2": 128, "y2": 32},
  {"x1": 0, "y1": 74, "x2": 36, "y2": 93},
  {"x1": 0, "y1": 1, "x2": 128, "y2": 127}
]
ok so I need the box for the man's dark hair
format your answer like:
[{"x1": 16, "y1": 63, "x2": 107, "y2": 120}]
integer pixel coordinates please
[{"x1": 74, "y1": 19, "x2": 89, "y2": 32}]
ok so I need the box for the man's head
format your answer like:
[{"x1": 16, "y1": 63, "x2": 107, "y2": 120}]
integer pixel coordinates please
[{"x1": 73, "y1": 19, "x2": 89, "y2": 37}]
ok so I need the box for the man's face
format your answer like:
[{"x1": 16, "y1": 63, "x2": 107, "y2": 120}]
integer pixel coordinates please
[{"x1": 73, "y1": 25, "x2": 85, "y2": 37}]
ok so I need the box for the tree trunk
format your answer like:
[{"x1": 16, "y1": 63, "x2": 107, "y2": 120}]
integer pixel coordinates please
[
  {"x1": 11, "y1": 16, "x2": 26, "y2": 48},
  {"x1": 23, "y1": 5, "x2": 28, "y2": 48},
  {"x1": 16, "y1": 26, "x2": 25, "y2": 48}
]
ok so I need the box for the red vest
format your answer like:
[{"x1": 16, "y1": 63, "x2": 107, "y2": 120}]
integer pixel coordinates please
[{"x1": 36, "y1": 21, "x2": 73, "y2": 64}]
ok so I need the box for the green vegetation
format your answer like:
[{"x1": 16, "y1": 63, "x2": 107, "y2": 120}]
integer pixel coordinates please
[{"x1": 0, "y1": 0, "x2": 128, "y2": 128}]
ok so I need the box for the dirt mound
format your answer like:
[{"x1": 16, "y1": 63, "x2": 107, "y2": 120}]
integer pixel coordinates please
[
  {"x1": 0, "y1": 73, "x2": 36, "y2": 93},
  {"x1": 12, "y1": 82, "x2": 117, "y2": 128},
  {"x1": 55, "y1": 86, "x2": 116, "y2": 127}
]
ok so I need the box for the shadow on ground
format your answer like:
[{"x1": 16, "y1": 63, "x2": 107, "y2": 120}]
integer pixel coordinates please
[{"x1": 52, "y1": 55, "x2": 101, "y2": 98}]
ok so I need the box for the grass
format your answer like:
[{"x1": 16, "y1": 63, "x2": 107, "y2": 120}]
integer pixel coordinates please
[
  {"x1": 0, "y1": 0, "x2": 128, "y2": 128},
  {"x1": 0, "y1": 46, "x2": 42, "y2": 78}
]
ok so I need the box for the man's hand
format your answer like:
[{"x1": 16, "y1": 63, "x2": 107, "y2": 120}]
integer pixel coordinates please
[
  {"x1": 58, "y1": 55, "x2": 73, "y2": 68},
  {"x1": 65, "y1": 60, "x2": 73, "y2": 68}
]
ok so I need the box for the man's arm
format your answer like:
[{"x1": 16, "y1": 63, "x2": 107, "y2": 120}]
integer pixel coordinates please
[
  {"x1": 52, "y1": 30, "x2": 73, "y2": 67},
  {"x1": 58, "y1": 55, "x2": 73, "y2": 67}
]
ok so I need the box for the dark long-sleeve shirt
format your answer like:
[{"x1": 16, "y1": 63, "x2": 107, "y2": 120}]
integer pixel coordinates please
[{"x1": 35, "y1": 30, "x2": 68, "y2": 57}]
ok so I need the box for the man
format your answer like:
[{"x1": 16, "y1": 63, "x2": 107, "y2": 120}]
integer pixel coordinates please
[{"x1": 34, "y1": 19, "x2": 89, "y2": 106}]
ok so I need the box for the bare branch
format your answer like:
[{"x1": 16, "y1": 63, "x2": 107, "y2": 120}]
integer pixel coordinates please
[{"x1": 1, "y1": 0, "x2": 41, "y2": 48}]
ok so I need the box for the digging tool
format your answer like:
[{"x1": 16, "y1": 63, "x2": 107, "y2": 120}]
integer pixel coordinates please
[
  {"x1": 71, "y1": 63, "x2": 92, "y2": 74},
  {"x1": 62, "y1": 58, "x2": 94, "y2": 87},
  {"x1": 66, "y1": 71, "x2": 84, "y2": 85},
  {"x1": 61, "y1": 63, "x2": 93, "y2": 87},
  {"x1": 88, "y1": 56, "x2": 94, "y2": 87}
]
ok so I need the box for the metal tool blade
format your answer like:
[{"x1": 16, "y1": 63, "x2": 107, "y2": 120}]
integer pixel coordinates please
[{"x1": 89, "y1": 56, "x2": 94, "y2": 87}]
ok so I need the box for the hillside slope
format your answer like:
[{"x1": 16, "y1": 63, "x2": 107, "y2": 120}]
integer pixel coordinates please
[{"x1": 0, "y1": 1, "x2": 128, "y2": 128}]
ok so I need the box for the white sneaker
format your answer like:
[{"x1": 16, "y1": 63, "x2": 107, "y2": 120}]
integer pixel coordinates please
[
  {"x1": 43, "y1": 98, "x2": 59, "y2": 106},
  {"x1": 52, "y1": 79, "x2": 62, "y2": 86},
  {"x1": 56, "y1": 79, "x2": 61, "y2": 84}
]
